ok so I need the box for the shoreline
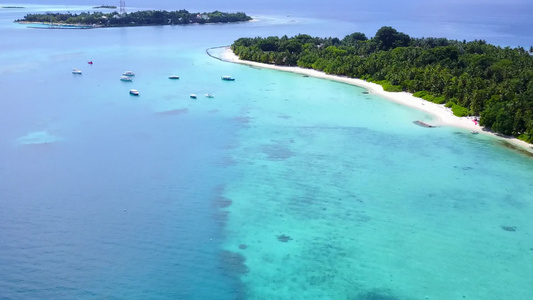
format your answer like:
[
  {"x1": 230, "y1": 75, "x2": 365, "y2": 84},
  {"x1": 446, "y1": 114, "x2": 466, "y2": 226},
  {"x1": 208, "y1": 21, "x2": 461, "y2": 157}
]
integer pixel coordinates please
[
  {"x1": 217, "y1": 47, "x2": 533, "y2": 156},
  {"x1": 16, "y1": 20, "x2": 254, "y2": 29}
]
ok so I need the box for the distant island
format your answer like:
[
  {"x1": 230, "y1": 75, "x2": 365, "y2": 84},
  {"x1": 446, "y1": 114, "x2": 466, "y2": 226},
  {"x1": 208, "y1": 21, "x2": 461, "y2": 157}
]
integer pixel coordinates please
[
  {"x1": 232, "y1": 27, "x2": 533, "y2": 143},
  {"x1": 16, "y1": 10, "x2": 252, "y2": 26},
  {"x1": 2, "y1": 6, "x2": 24, "y2": 8},
  {"x1": 92, "y1": 5, "x2": 117, "y2": 9}
]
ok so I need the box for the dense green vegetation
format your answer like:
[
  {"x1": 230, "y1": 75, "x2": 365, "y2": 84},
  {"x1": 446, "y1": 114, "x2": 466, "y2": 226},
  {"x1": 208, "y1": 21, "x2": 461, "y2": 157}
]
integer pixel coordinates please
[
  {"x1": 92, "y1": 5, "x2": 117, "y2": 9},
  {"x1": 232, "y1": 27, "x2": 533, "y2": 143},
  {"x1": 17, "y1": 10, "x2": 252, "y2": 26}
]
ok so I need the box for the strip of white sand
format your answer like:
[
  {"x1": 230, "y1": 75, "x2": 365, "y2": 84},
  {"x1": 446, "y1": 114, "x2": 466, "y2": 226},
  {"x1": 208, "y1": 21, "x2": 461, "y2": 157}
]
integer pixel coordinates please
[{"x1": 219, "y1": 47, "x2": 533, "y2": 155}]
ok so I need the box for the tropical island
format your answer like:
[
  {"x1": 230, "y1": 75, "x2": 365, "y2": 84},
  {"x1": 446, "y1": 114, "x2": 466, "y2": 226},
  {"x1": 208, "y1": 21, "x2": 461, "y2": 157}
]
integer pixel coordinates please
[
  {"x1": 231, "y1": 27, "x2": 533, "y2": 144},
  {"x1": 92, "y1": 5, "x2": 117, "y2": 9},
  {"x1": 16, "y1": 10, "x2": 252, "y2": 26}
]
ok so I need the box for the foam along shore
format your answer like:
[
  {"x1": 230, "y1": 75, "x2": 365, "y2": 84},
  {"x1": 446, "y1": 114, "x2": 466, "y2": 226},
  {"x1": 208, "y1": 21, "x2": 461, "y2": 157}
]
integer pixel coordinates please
[{"x1": 220, "y1": 47, "x2": 533, "y2": 156}]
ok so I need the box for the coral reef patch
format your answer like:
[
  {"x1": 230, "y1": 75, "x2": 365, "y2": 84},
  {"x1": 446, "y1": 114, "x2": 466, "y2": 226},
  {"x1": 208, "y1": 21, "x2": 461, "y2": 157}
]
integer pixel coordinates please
[
  {"x1": 277, "y1": 234, "x2": 292, "y2": 242},
  {"x1": 219, "y1": 250, "x2": 249, "y2": 278},
  {"x1": 501, "y1": 225, "x2": 517, "y2": 232}
]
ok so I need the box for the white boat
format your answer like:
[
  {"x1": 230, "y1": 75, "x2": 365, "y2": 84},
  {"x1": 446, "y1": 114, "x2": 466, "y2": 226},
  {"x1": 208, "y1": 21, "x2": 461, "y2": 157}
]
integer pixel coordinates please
[
  {"x1": 72, "y1": 68, "x2": 82, "y2": 74},
  {"x1": 168, "y1": 75, "x2": 180, "y2": 79},
  {"x1": 221, "y1": 76, "x2": 235, "y2": 81},
  {"x1": 190, "y1": 94, "x2": 197, "y2": 99},
  {"x1": 205, "y1": 94, "x2": 214, "y2": 98},
  {"x1": 122, "y1": 71, "x2": 135, "y2": 76},
  {"x1": 129, "y1": 89, "x2": 139, "y2": 96},
  {"x1": 471, "y1": 130, "x2": 479, "y2": 134},
  {"x1": 120, "y1": 76, "x2": 133, "y2": 81}
]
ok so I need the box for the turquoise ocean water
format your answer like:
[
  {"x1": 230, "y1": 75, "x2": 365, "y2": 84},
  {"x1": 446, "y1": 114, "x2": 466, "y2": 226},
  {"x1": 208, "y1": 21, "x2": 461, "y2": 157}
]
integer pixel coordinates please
[{"x1": 1, "y1": 2, "x2": 533, "y2": 300}]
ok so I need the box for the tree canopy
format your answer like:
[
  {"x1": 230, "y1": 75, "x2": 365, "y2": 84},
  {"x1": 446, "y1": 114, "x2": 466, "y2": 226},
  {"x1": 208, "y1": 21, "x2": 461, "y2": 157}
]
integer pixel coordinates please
[
  {"x1": 231, "y1": 27, "x2": 533, "y2": 143},
  {"x1": 17, "y1": 10, "x2": 252, "y2": 26}
]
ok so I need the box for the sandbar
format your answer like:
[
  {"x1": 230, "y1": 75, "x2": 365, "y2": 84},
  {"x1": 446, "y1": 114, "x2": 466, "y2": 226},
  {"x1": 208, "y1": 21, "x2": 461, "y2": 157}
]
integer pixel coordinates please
[{"x1": 219, "y1": 47, "x2": 533, "y2": 156}]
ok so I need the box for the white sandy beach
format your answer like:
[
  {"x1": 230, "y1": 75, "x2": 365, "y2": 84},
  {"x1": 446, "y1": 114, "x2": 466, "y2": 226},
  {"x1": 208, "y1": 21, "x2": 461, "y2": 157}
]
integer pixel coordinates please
[{"x1": 220, "y1": 47, "x2": 533, "y2": 155}]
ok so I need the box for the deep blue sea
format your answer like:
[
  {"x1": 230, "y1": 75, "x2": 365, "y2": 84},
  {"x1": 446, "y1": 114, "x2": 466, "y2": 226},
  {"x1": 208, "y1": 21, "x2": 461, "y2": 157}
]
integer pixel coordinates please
[{"x1": 1, "y1": 1, "x2": 532, "y2": 300}]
